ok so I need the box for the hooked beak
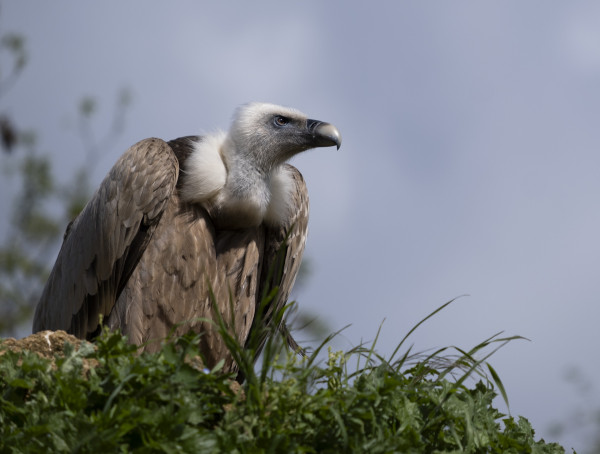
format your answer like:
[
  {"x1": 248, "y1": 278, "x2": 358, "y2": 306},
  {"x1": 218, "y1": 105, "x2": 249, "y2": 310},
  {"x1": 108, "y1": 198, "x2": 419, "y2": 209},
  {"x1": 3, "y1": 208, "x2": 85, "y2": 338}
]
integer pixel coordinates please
[{"x1": 307, "y1": 119, "x2": 342, "y2": 150}]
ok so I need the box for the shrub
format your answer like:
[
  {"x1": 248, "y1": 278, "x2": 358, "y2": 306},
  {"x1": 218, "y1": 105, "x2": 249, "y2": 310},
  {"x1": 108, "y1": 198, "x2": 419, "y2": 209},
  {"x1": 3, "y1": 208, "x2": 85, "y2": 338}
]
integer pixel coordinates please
[{"x1": 0, "y1": 302, "x2": 567, "y2": 453}]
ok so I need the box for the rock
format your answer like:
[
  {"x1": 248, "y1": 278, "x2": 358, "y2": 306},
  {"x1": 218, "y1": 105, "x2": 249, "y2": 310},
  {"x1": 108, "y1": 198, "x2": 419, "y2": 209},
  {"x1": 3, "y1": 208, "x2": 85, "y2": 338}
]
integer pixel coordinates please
[{"x1": 0, "y1": 330, "x2": 92, "y2": 360}]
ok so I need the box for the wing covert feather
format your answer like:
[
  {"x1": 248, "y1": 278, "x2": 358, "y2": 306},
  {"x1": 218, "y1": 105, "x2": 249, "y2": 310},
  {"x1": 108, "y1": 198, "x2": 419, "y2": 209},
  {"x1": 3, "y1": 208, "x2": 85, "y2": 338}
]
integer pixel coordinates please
[{"x1": 32, "y1": 138, "x2": 179, "y2": 338}]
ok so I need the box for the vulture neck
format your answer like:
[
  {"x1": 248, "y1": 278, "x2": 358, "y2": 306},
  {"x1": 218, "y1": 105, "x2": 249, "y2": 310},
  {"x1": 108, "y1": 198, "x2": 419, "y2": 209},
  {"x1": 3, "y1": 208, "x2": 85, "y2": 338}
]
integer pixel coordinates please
[{"x1": 180, "y1": 132, "x2": 293, "y2": 229}]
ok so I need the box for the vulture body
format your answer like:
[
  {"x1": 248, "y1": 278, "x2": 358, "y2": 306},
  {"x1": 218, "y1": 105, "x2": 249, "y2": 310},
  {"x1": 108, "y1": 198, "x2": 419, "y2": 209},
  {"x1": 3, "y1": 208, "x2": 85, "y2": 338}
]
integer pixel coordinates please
[{"x1": 32, "y1": 103, "x2": 341, "y2": 372}]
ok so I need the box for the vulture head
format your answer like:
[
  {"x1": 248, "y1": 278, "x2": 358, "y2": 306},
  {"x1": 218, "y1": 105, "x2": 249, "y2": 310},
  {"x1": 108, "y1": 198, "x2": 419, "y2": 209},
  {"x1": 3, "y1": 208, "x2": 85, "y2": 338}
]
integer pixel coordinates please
[
  {"x1": 229, "y1": 102, "x2": 341, "y2": 168},
  {"x1": 181, "y1": 102, "x2": 342, "y2": 228}
]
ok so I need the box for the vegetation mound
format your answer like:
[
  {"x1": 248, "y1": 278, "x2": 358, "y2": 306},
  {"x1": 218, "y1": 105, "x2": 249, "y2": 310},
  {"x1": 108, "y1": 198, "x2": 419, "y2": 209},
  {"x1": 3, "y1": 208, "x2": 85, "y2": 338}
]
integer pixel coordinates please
[{"x1": 0, "y1": 305, "x2": 566, "y2": 453}]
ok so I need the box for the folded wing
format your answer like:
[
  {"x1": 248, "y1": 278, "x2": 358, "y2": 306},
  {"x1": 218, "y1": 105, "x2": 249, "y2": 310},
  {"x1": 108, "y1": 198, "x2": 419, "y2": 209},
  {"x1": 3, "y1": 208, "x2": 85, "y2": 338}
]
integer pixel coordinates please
[{"x1": 32, "y1": 138, "x2": 179, "y2": 339}]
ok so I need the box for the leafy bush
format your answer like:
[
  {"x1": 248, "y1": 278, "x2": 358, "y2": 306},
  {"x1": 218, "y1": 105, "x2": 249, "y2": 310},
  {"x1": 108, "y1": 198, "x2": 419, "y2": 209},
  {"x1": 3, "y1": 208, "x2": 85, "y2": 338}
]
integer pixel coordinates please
[{"x1": 0, "y1": 304, "x2": 567, "y2": 453}]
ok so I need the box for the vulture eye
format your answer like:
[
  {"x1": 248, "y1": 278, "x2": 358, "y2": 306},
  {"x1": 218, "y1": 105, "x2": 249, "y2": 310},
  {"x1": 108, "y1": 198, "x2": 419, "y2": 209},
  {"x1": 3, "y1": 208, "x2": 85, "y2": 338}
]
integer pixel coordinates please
[{"x1": 274, "y1": 115, "x2": 289, "y2": 127}]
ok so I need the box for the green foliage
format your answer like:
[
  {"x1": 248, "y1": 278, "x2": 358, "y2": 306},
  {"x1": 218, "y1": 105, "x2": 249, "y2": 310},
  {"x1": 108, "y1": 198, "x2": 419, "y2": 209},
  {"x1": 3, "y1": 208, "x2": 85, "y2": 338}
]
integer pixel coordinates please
[
  {"x1": 0, "y1": 322, "x2": 566, "y2": 453},
  {"x1": 0, "y1": 331, "x2": 232, "y2": 453}
]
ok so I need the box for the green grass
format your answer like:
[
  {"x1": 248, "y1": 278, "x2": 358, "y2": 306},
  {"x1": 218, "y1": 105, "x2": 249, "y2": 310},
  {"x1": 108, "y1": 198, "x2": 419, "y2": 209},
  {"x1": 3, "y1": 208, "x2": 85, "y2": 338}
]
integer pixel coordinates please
[{"x1": 0, "y1": 301, "x2": 568, "y2": 453}]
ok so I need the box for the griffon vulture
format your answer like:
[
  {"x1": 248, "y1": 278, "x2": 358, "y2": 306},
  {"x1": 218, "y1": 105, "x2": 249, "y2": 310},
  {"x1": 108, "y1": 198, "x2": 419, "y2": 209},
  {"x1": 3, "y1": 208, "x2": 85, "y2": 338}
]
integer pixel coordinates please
[{"x1": 32, "y1": 102, "x2": 341, "y2": 373}]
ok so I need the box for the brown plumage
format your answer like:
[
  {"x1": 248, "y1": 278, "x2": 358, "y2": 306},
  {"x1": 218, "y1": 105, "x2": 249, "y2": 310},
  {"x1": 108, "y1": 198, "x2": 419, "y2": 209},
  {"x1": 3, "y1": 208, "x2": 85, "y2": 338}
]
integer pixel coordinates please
[{"x1": 32, "y1": 103, "x2": 341, "y2": 374}]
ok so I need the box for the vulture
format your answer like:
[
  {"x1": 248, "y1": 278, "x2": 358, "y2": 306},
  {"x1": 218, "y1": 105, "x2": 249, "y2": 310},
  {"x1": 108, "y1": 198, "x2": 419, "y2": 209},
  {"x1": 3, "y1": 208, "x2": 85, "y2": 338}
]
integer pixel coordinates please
[{"x1": 32, "y1": 102, "x2": 341, "y2": 373}]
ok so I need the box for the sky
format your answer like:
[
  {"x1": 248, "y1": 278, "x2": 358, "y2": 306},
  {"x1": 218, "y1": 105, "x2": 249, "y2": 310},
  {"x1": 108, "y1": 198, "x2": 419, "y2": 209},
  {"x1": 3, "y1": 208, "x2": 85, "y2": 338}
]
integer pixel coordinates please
[{"x1": 2, "y1": 1, "x2": 600, "y2": 450}]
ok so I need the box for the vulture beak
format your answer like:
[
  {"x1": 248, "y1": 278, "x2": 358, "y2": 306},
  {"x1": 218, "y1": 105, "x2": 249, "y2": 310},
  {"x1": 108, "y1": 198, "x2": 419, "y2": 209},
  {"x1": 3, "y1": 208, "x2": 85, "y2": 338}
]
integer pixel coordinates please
[{"x1": 307, "y1": 119, "x2": 342, "y2": 150}]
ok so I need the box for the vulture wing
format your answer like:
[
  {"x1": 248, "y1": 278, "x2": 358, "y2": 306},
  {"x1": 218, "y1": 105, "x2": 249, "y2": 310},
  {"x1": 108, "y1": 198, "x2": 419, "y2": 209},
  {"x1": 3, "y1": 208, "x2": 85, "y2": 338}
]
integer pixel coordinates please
[{"x1": 32, "y1": 138, "x2": 179, "y2": 339}]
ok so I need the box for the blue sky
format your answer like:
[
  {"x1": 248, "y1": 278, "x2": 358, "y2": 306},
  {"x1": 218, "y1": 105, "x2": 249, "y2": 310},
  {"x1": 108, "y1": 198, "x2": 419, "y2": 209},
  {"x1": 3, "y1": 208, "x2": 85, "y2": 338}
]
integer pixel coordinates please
[{"x1": 2, "y1": 2, "x2": 600, "y2": 449}]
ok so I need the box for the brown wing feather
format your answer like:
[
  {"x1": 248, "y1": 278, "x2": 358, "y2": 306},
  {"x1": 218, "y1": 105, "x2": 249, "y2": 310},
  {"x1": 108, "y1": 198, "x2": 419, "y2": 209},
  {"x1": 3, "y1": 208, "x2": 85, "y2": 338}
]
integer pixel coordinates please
[
  {"x1": 106, "y1": 195, "x2": 219, "y2": 352},
  {"x1": 213, "y1": 227, "x2": 265, "y2": 368},
  {"x1": 32, "y1": 138, "x2": 179, "y2": 338}
]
